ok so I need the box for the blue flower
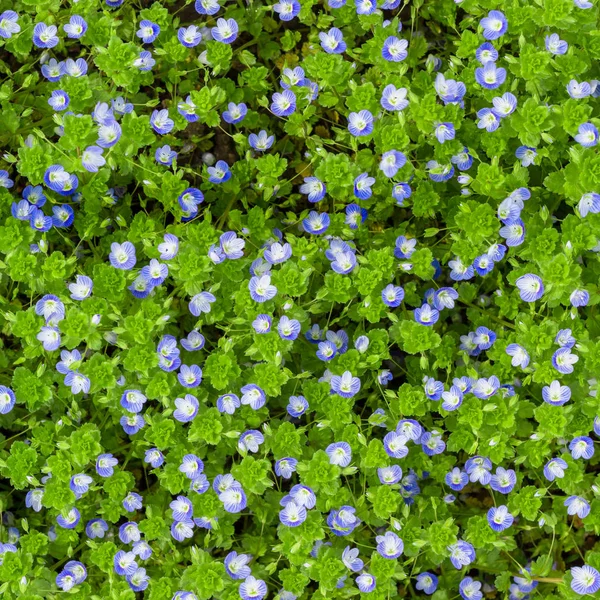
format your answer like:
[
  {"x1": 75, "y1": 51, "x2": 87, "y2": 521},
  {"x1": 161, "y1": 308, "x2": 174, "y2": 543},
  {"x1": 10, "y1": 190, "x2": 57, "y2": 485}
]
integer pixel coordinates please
[
  {"x1": 274, "y1": 0, "x2": 301, "y2": 20},
  {"x1": 499, "y1": 218, "x2": 525, "y2": 246},
  {"x1": 567, "y1": 80, "x2": 591, "y2": 99},
  {"x1": 345, "y1": 203, "x2": 367, "y2": 229},
  {"x1": 319, "y1": 28, "x2": 346, "y2": 54},
  {"x1": 575, "y1": 122, "x2": 598, "y2": 147},
  {"x1": 97, "y1": 121, "x2": 122, "y2": 148},
  {"x1": 578, "y1": 192, "x2": 600, "y2": 217},
  {"x1": 451, "y1": 148, "x2": 473, "y2": 170},
  {"x1": 342, "y1": 546, "x2": 363, "y2": 571},
  {"x1": 326, "y1": 442, "x2": 352, "y2": 467},
  {"x1": 171, "y1": 519, "x2": 194, "y2": 541},
  {"x1": 208, "y1": 160, "x2": 232, "y2": 183},
  {"x1": 224, "y1": 551, "x2": 252, "y2": 579},
  {"x1": 48, "y1": 90, "x2": 69, "y2": 111},
  {"x1": 134, "y1": 51, "x2": 155, "y2": 71},
  {"x1": 150, "y1": 109, "x2": 174, "y2": 134},
  {"x1": 239, "y1": 430, "x2": 265, "y2": 453},
  {"x1": 459, "y1": 577, "x2": 482, "y2": 600},
  {"x1": 278, "y1": 316, "x2": 301, "y2": 340},
  {"x1": 434, "y1": 122, "x2": 455, "y2": 143},
  {"x1": 63, "y1": 15, "x2": 87, "y2": 38},
  {"x1": 448, "y1": 540, "x2": 475, "y2": 569},
  {"x1": 211, "y1": 18, "x2": 238, "y2": 43},
  {"x1": 281, "y1": 66, "x2": 306, "y2": 88},
  {"x1": 144, "y1": 449, "x2": 164, "y2": 468},
  {"x1": 57, "y1": 507, "x2": 81, "y2": 529},
  {"x1": 564, "y1": 496, "x2": 590, "y2": 519},
  {"x1": 216, "y1": 393, "x2": 240, "y2": 414},
  {"x1": 327, "y1": 505, "x2": 360, "y2": 536},
  {"x1": 475, "y1": 62, "x2": 506, "y2": 89},
  {"x1": 189, "y1": 291, "x2": 216, "y2": 315},
  {"x1": 109, "y1": 241, "x2": 137, "y2": 270},
  {"x1": 240, "y1": 576, "x2": 267, "y2": 600},
  {"x1": 249, "y1": 130, "x2": 275, "y2": 151},
  {"x1": 252, "y1": 315, "x2": 272, "y2": 334},
  {"x1": 0, "y1": 386, "x2": 16, "y2": 414},
  {"x1": 570, "y1": 436, "x2": 594, "y2": 459},
  {"x1": 65, "y1": 58, "x2": 88, "y2": 77},
  {"x1": 331, "y1": 251, "x2": 357, "y2": 274},
  {"x1": 427, "y1": 160, "x2": 454, "y2": 182},
  {"x1": 271, "y1": 90, "x2": 296, "y2": 117},
  {"x1": 127, "y1": 568, "x2": 149, "y2": 592},
  {"x1": 96, "y1": 453, "x2": 119, "y2": 477},
  {"x1": 330, "y1": 371, "x2": 361, "y2": 398},
  {"x1": 137, "y1": 20, "x2": 160, "y2": 43},
  {"x1": 120, "y1": 413, "x2": 145, "y2": 435},
  {"x1": 240, "y1": 384, "x2": 266, "y2": 409},
  {"x1": 445, "y1": 467, "x2": 468, "y2": 491},
  {"x1": 543, "y1": 457, "x2": 567, "y2": 481},
  {"x1": 174, "y1": 394, "x2": 199, "y2": 422},
  {"x1": 220, "y1": 486, "x2": 247, "y2": 513},
  {"x1": 487, "y1": 505, "x2": 514, "y2": 532},
  {"x1": 490, "y1": 467, "x2": 516, "y2": 493},
  {"x1": 435, "y1": 74, "x2": 466, "y2": 104},
  {"x1": 480, "y1": 10, "x2": 507, "y2": 40},
  {"x1": 476, "y1": 42, "x2": 498, "y2": 64},
  {"x1": 41, "y1": 59, "x2": 65, "y2": 81},
  {"x1": 421, "y1": 430, "x2": 445, "y2": 455},
  {"x1": 516, "y1": 145, "x2": 537, "y2": 166},
  {"x1": 155, "y1": 145, "x2": 177, "y2": 166},
  {"x1": 415, "y1": 572, "x2": 438, "y2": 595},
  {"x1": 383, "y1": 431, "x2": 408, "y2": 458},
  {"x1": 33, "y1": 22, "x2": 59, "y2": 48},
  {"x1": 379, "y1": 150, "x2": 406, "y2": 177},
  {"x1": 37, "y1": 326, "x2": 61, "y2": 350},
  {"x1": 552, "y1": 346, "x2": 578, "y2": 374},
  {"x1": 441, "y1": 386, "x2": 463, "y2": 411},
  {"x1": 378, "y1": 465, "x2": 403, "y2": 484},
  {"x1": 382, "y1": 36, "x2": 408, "y2": 62},
  {"x1": 195, "y1": 0, "x2": 220, "y2": 15},
  {"x1": 248, "y1": 275, "x2": 277, "y2": 302},
  {"x1": 82, "y1": 146, "x2": 106, "y2": 172},
  {"x1": 381, "y1": 284, "x2": 404, "y2": 308},
  {"x1": 300, "y1": 177, "x2": 326, "y2": 202},
  {"x1": 414, "y1": 304, "x2": 439, "y2": 326},
  {"x1": 179, "y1": 454, "x2": 204, "y2": 480},
  {"x1": 476, "y1": 108, "x2": 500, "y2": 132},
  {"x1": 86, "y1": 519, "x2": 108, "y2": 538},
  {"x1": 473, "y1": 376, "x2": 500, "y2": 399},
  {"x1": 178, "y1": 25, "x2": 202, "y2": 47},
  {"x1": 158, "y1": 234, "x2": 179, "y2": 260},
  {"x1": 376, "y1": 531, "x2": 403, "y2": 559},
  {"x1": 279, "y1": 500, "x2": 307, "y2": 527},
  {"x1": 178, "y1": 187, "x2": 204, "y2": 212},
  {"x1": 571, "y1": 566, "x2": 600, "y2": 596},
  {"x1": 381, "y1": 84, "x2": 409, "y2": 111},
  {"x1": 119, "y1": 521, "x2": 141, "y2": 543},
  {"x1": 302, "y1": 211, "x2": 330, "y2": 234},
  {"x1": 570, "y1": 288, "x2": 589, "y2": 307},
  {"x1": 347, "y1": 110, "x2": 374, "y2": 136},
  {"x1": 505, "y1": 343, "x2": 530, "y2": 368},
  {"x1": 275, "y1": 457, "x2": 298, "y2": 478},
  {"x1": 0, "y1": 11, "x2": 20, "y2": 38},
  {"x1": 222, "y1": 102, "x2": 247, "y2": 124},
  {"x1": 545, "y1": 33, "x2": 568, "y2": 55},
  {"x1": 356, "y1": 573, "x2": 376, "y2": 593}
]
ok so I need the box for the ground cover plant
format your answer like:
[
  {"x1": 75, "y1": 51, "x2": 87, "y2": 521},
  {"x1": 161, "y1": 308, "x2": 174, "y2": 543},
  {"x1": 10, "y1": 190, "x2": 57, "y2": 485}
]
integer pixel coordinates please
[{"x1": 0, "y1": 0, "x2": 600, "y2": 598}]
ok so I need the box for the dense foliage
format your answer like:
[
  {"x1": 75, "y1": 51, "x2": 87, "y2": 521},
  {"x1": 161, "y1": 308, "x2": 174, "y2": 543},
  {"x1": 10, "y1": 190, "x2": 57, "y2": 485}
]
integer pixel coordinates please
[{"x1": 1, "y1": 0, "x2": 600, "y2": 598}]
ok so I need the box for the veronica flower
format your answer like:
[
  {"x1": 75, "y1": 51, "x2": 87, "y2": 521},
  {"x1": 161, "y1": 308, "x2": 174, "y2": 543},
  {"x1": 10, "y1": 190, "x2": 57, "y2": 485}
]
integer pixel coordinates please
[
  {"x1": 475, "y1": 62, "x2": 506, "y2": 89},
  {"x1": 121, "y1": 414, "x2": 145, "y2": 435},
  {"x1": 155, "y1": 145, "x2": 177, "y2": 166},
  {"x1": 516, "y1": 145, "x2": 537, "y2": 166},
  {"x1": 378, "y1": 465, "x2": 403, "y2": 485},
  {"x1": 274, "y1": 0, "x2": 301, "y2": 20},
  {"x1": 137, "y1": 19, "x2": 160, "y2": 43},
  {"x1": 96, "y1": 453, "x2": 118, "y2": 477},
  {"x1": 416, "y1": 572, "x2": 438, "y2": 595},
  {"x1": 281, "y1": 67, "x2": 305, "y2": 88},
  {"x1": 119, "y1": 521, "x2": 141, "y2": 544},
  {"x1": 492, "y1": 92, "x2": 517, "y2": 118},
  {"x1": 271, "y1": 90, "x2": 296, "y2": 117},
  {"x1": 195, "y1": 0, "x2": 220, "y2": 14},
  {"x1": 505, "y1": 343, "x2": 530, "y2": 368},
  {"x1": 459, "y1": 577, "x2": 482, "y2": 600},
  {"x1": 0, "y1": 11, "x2": 20, "y2": 38},
  {"x1": 48, "y1": 90, "x2": 69, "y2": 112},
  {"x1": 474, "y1": 326, "x2": 496, "y2": 350},
  {"x1": 380, "y1": 284, "x2": 404, "y2": 308},
  {"x1": 319, "y1": 27, "x2": 346, "y2": 54},
  {"x1": 571, "y1": 289, "x2": 590, "y2": 307},
  {"x1": 220, "y1": 486, "x2": 247, "y2": 513},
  {"x1": 543, "y1": 457, "x2": 567, "y2": 481},
  {"x1": 424, "y1": 377, "x2": 443, "y2": 401},
  {"x1": 252, "y1": 314, "x2": 272, "y2": 334},
  {"x1": 330, "y1": 371, "x2": 361, "y2": 398},
  {"x1": 86, "y1": 519, "x2": 108, "y2": 539},
  {"x1": 37, "y1": 326, "x2": 61, "y2": 351},
  {"x1": 552, "y1": 347, "x2": 579, "y2": 374},
  {"x1": 0, "y1": 386, "x2": 15, "y2": 415},
  {"x1": 427, "y1": 160, "x2": 454, "y2": 182},
  {"x1": 434, "y1": 74, "x2": 466, "y2": 105},
  {"x1": 394, "y1": 236, "x2": 416, "y2": 260},
  {"x1": 480, "y1": 10, "x2": 507, "y2": 39},
  {"x1": 565, "y1": 496, "x2": 590, "y2": 519},
  {"x1": 380, "y1": 150, "x2": 406, "y2": 177},
  {"x1": 174, "y1": 394, "x2": 199, "y2": 423},
  {"x1": 422, "y1": 430, "x2": 446, "y2": 455},
  {"x1": 434, "y1": 122, "x2": 455, "y2": 143},
  {"x1": 277, "y1": 316, "x2": 301, "y2": 341},
  {"x1": 303, "y1": 211, "x2": 330, "y2": 234},
  {"x1": 575, "y1": 122, "x2": 598, "y2": 147},
  {"x1": 473, "y1": 376, "x2": 500, "y2": 400},
  {"x1": 240, "y1": 384, "x2": 266, "y2": 409},
  {"x1": 171, "y1": 519, "x2": 195, "y2": 542},
  {"x1": 476, "y1": 108, "x2": 500, "y2": 132},
  {"x1": 571, "y1": 566, "x2": 600, "y2": 596},
  {"x1": 380, "y1": 84, "x2": 409, "y2": 111},
  {"x1": 490, "y1": 467, "x2": 517, "y2": 493},
  {"x1": 33, "y1": 22, "x2": 59, "y2": 48},
  {"x1": 414, "y1": 304, "x2": 439, "y2": 326},
  {"x1": 211, "y1": 18, "x2": 238, "y2": 43},
  {"x1": 57, "y1": 507, "x2": 81, "y2": 529},
  {"x1": 179, "y1": 454, "x2": 204, "y2": 480},
  {"x1": 299, "y1": 176, "x2": 326, "y2": 202},
  {"x1": 248, "y1": 275, "x2": 277, "y2": 303},
  {"x1": 382, "y1": 431, "x2": 408, "y2": 459},
  {"x1": 448, "y1": 540, "x2": 475, "y2": 569},
  {"x1": 373, "y1": 532, "x2": 402, "y2": 560},
  {"x1": 345, "y1": 203, "x2": 367, "y2": 229},
  {"x1": 275, "y1": 457, "x2": 298, "y2": 478},
  {"x1": 215, "y1": 392, "x2": 239, "y2": 414},
  {"x1": 326, "y1": 442, "x2": 352, "y2": 467},
  {"x1": 188, "y1": 291, "x2": 216, "y2": 316},
  {"x1": 445, "y1": 467, "x2": 468, "y2": 491},
  {"x1": 382, "y1": 36, "x2": 408, "y2": 62},
  {"x1": 208, "y1": 160, "x2": 232, "y2": 183},
  {"x1": 134, "y1": 51, "x2": 155, "y2": 71},
  {"x1": 249, "y1": 130, "x2": 275, "y2": 151},
  {"x1": 224, "y1": 552, "x2": 252, "y2": 580},
  {"x1": 279, "y1": 500, "x2": 307, "y2": 527},
  {"x1": 578, "y1": 192, "x2": 600, "y2": 217},
  {"x1": 567, "y1": 80, "x2": 591, "y2": 99},
  {"x1": 240, "y1": 576, "x2": 267, "y2": 600},
  {"x1": 545, "y1": 33, "x2": 568, "y2": 54},
  {"x1": 327, "y1": 506, "x2": 360, "y2": 536},
  {"x1": 289, "y1": 484, "x2": 316, "y2": 508},
  {"x1": 222, "y1": 102, "x2": 247, "y2": 124},
  {"x1": 441, "y1": 386, "x2": 463, "y2": 411},
  {"x1": 331, "y1": 251, "x2": 357, "y2": 274},
  {"x1": 70, "y1": 473, "x2": 93, "y2": 496},
  {"x1": 570, "y1": 436, "x2": 594, "y2": 459},
  {"x1": 178, "y1": 25, "x2": 202, "y2": 47},
  {"x1": 150, "y1": 109, "x2": 174, "y2": 135},
  {"x1": 239, "y1": 430, "x2": 265, "y2": 453},
  {"x1": 476, "y1": 42, "x2": 498, "y2": 64},
  {"x1": 347, "y1": 110, "x2": 374, "y2": 137},
  {"x1": 342, "y1": 546, "x2": 363, "y2": 572},
  {"x1": 144, "y1": 449, "x2": 164, "y2": 468}
]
